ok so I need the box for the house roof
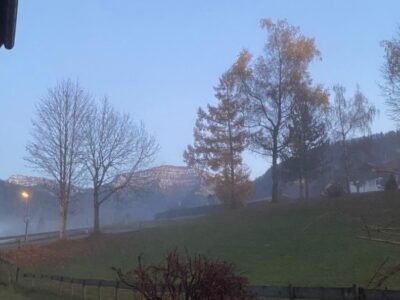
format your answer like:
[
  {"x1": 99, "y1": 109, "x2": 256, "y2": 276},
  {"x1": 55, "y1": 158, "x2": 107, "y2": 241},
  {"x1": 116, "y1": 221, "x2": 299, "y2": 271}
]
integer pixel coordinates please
[{"x1": 0, "y1": 0, "x2": 18, "y2": 49}]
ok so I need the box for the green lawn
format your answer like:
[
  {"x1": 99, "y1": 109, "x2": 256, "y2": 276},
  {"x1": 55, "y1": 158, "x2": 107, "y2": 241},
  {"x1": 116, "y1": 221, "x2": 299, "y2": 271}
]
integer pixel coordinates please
[
  {"x1": 0, "y1": 286, "x2": 73, "y2": 300},
  {"x1": 21, "y1": 191, "x2": 400, "y2": 288},
  {"x1": 0, "y1": 288, "x2": 27, "y2": 300}
]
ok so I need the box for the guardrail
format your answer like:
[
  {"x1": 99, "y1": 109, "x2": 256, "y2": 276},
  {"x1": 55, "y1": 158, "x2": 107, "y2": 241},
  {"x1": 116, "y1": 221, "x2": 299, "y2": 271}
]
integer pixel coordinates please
[
  {"x1": 0, "y1": 218, "x2": 190, "y2": 249},
  {"x1": 0, "y1": 228, "x2": 91, "y2": 248}
]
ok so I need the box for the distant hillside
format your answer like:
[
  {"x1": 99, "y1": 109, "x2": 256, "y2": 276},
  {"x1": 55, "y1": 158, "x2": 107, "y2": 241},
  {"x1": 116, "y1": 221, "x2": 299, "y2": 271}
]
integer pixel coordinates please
[
  {"x1": 113, "y1": 165, "x2": 214, "y2": 208},
  {"x1": 252, "y1": 130, "x2": 400, "y2": 200},
  {"x1": 252, "y1": 168, "x2": 272, "y2": 201}
]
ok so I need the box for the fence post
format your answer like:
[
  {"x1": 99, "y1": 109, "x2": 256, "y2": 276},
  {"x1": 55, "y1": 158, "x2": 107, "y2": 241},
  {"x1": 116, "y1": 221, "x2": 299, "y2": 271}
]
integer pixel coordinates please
[
  {"x1": 71, "y1": 280, "x2": 74, "y2": 298},
  {"x1": 59, "y1": 276, "x2": 63, "y2": 295},
  {"x1": 98, "y1": 280, "x2": 102, "y2": 300},
  {"x1": 358, "y1": 286, "x2": 365, "y2": 300},
  {"x1": 288, "y1": 283, "x2": 294, "y2": 300},
  {"x1": 31, "y1": 274, "x2": 35, "y2": 288},
  {"x1": 15, "y1": 267, "x2": 20, "y2": 285},
  {"x1": 7, "y1": 269, "x2": 11, "y2": 286},
  {"x1": 114, "y1": 281, "x2": 119, "y2": 300},
  {"x1": 82, "y1": 280, "x2": 86, "y2": 300},
  {"x1": 132, "y1": 288, "x2": 137, "y2": 300},
  {"x1": 352, "y1": 284, "x2": 359, "y2": 300}
]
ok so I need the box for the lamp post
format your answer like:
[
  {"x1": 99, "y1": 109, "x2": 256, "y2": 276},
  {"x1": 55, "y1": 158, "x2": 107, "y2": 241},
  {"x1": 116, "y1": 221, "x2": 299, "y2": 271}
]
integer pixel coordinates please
[{"x1": 20, "y1": 191, "x2": 30, "y2": 242}]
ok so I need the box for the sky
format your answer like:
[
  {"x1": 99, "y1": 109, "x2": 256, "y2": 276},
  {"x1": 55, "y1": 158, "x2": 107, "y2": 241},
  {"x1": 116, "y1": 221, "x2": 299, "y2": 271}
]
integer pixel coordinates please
[{"x1": 0, "y1": 0, "x2": 399, "y2": 180}]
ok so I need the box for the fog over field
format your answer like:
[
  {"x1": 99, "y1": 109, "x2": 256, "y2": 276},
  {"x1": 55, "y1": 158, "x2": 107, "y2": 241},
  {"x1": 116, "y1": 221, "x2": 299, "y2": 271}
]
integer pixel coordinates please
[{"x1": 0, "y1": 165, "x2": 215, "y2": 237}]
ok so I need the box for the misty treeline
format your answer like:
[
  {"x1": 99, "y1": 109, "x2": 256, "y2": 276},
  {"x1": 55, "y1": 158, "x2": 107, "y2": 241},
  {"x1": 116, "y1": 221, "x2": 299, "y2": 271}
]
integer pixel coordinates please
[
  {"x1": 269, "y1": 130, "x2": 400, "y2": 198},
  {"x1": 26, "y1": 80, "x2": 158, "y2": 238},
  {"x1": 185, "y1": 18, "x2": 390, "y2": 206}
]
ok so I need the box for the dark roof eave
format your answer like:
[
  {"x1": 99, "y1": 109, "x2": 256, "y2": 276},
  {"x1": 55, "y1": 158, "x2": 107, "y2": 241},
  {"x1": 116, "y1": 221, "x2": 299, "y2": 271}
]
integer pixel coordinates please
[{"x1": 0, "y1": 0, "x2": 18, "y2": 50}]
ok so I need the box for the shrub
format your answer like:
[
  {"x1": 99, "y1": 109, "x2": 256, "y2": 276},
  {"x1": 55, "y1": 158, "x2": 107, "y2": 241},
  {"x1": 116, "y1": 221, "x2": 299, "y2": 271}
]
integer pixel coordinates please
[
  {"x1": 323, "y1": 183, "x2": 345, "y2": 198},
  {"x1": 385, "y1": 174, "x2": 398, "y2": 191},
  {"x1": 113, "y1": 249, "x2": 254, "y2": 300}
]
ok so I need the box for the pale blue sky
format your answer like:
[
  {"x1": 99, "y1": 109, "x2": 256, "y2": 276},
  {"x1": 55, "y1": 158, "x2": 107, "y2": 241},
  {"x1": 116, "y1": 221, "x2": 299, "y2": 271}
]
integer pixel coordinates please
[{"x1": 0, "y1": 1, "x2": 398, "y2": 180}]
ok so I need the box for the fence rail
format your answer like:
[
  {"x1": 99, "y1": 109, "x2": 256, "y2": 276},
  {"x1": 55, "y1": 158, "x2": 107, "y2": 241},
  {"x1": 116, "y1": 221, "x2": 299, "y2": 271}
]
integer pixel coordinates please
[
  {"x1": 15, "y1": 271, "x2": 400, "y2": 300},
  {"x1": 2, "y1": 230, "x2": 400, "y2": 299},
  {"x1": 2, "y1": 249, "x2": 400, "y2": 299}
]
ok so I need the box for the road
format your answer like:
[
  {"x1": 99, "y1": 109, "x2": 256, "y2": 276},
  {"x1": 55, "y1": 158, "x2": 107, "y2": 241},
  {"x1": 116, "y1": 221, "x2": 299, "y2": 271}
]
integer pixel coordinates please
[{"x1": 0, "y1": 218, "x2": 178, "y2": 249}]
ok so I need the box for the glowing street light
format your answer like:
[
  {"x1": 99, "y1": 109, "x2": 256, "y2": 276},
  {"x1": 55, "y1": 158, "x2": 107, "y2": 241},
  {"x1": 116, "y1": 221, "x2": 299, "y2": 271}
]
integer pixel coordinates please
[
  {"x1": 20, "y1": 191, "x2": 30, "y2": 242},
  {"x1": 21, "y1": 191, "x2": 29, "y2": 200}
]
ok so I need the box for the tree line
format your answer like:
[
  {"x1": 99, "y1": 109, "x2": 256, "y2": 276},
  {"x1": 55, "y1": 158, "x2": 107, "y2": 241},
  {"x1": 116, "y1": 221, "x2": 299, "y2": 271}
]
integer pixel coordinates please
[{"x1": 184, "y1": 18, "x2": 400, "y2": 207}]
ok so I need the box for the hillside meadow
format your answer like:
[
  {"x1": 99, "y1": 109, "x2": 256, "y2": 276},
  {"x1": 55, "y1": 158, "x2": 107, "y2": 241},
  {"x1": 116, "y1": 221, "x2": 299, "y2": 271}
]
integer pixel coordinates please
[{"x1": 4, "y1": 191, "x2": 400, "y2": 291}]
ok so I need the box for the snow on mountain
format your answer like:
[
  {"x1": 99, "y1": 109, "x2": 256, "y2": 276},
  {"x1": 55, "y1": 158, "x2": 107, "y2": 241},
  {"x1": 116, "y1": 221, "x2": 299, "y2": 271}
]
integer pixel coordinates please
[
  {"x1": 135, "y1": 165, "x2": 202, "y2": 191},
  {"x1": 6, "y1": 174, "x2": 55, "y2": 187},
  {"x1": 113, "y1": 165, "x2": 215, "y2": 207},
  {"x1": 7, "y1": 165, "x2": 213, "y2": 198}
]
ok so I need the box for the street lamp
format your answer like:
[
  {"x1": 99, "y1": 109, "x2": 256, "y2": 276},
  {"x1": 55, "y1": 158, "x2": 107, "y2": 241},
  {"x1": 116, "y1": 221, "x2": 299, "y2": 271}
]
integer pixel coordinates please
[
  {"x1": 20, "y1": 191, "x2": 30, "y2": 242},
  {"x1": 21, "y1": 191, "x2": 29, "y2": 200}
]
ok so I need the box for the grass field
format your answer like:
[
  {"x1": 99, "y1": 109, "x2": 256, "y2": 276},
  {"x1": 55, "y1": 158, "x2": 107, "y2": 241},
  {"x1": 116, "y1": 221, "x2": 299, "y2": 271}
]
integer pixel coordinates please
[
  {"x1": 0, "y1": 286, "x2": 75, "y2": 300},
  {"x1": 5, "y1": 191, "x2": 400, "y2": 293}
]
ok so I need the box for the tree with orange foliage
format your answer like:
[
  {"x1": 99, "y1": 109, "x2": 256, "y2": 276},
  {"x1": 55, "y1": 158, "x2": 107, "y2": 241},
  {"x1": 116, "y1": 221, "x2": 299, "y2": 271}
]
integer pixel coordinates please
[
  {"x1": 184, "y1": 69, "x2": 251, "y2": 208},
  {"x1": 234, "y1": 19, "x2": 321, "y2": 203}
]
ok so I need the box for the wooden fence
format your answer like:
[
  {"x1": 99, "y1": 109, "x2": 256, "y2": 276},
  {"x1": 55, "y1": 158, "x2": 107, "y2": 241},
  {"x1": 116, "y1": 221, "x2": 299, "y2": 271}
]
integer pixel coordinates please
[
  {"x1": 10, "y1": 269, "x2": 400, "y2": 299},
  {"x1": 2, "y1": 255, "x2": 400, "y2": 299}
]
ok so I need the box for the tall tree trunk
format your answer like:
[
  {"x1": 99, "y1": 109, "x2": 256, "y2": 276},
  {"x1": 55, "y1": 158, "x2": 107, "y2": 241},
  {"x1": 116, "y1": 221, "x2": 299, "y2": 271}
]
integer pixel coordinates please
[
  {"x1": 59, "y1": 204, "x2": 67, "y2": 239},
  {"x1": 229, "y1": 163, "x2": 236, "y2": 208},
  {"x1": 93, "y1": 188, "x2": 100, "y2": 233},
  {"x1": 271, "y1": 137, "x2": 279, "y2": 203},
  {"x1": 303, "y1": 155, "x2": 309, "y2": 201},
  {"x1": 227, "y1": 114, "x2": 237, "y2": 209},
  {"x1": 298, "y1": 175, "x2": 304, "y2": 200},
  {"x1": 344, "y1": 163, "x2": 351, "y2": 193},
  {"x1": 305, "y1": 172, "x2": 310, "y2": 201},
  {"x1": 343, "y1": 143, "x2": 351, "y2": 193}
]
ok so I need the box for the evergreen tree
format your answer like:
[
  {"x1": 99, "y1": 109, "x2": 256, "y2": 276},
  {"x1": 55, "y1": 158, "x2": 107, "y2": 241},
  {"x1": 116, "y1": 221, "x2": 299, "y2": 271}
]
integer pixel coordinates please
[
  {"x1": 283, "y1": 85, "x2": 329, "y2": 200},
  {"x1": 184, "y1": 70, "x2": 251, "y2": 208}
]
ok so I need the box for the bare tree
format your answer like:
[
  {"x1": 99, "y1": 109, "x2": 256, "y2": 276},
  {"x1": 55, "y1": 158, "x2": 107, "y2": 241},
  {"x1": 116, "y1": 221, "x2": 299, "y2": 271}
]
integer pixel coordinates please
[
  {"x1": 381, "y1": 28, "x2": 400, "y2": 125},
  {"x1": 234, "y1": 19, "x2": 320, "y2": 202},
  {"x1": 330, "y1": 84, "x2": 377, "y2": 192},
  {"x1": 83, "y1": 98, "x2": 158, "y2": 233},
  {"x1": 26, "y1": 79, "x2": 90, "y2": 239},
  {"x1": 184, "y1": 69, "x2": 251, "y2": 208}
]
